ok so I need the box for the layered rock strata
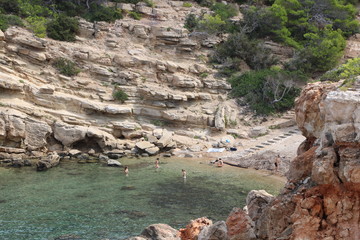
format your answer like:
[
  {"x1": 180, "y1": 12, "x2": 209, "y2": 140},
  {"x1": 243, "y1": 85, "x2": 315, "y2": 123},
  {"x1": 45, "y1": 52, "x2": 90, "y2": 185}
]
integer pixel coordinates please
[{"x1": 0, "y1": 0, "x2": 243, "y2": 166}]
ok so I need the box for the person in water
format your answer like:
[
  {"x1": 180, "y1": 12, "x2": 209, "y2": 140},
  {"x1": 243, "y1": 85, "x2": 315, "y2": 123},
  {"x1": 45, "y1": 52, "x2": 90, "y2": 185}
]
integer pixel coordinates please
[
  {"x1": 217, "y1": 158, "x2": 224, "y2": 167},
  {"x1": 124, "y1": 166, "x2": 129, "y2": 175},
  {"x1": 155, "y1": 158, "x2": 160, "y2": 168},
  {"x1": 182, "y1": 169, "x2": 187, "y2": 178}
]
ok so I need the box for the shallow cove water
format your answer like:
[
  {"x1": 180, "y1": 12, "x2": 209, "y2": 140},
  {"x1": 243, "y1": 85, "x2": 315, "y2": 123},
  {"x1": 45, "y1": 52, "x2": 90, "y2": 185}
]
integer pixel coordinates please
[{"x1": 0, "y1": 157, "x2": 285, "y2": 240}]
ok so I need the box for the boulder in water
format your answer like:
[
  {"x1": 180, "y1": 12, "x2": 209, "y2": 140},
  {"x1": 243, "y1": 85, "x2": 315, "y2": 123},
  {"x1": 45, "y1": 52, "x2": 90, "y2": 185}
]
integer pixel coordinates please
[
  {"x1": 107, "y1": 159, "x2": 121, "y2": 167},
  {"x1": 36, "y1": 152, "x2": 60, "y2": 171},
  {"x1": 198, "y1": 221, "x2": 228, "y2": 240},
  {"x1": 141, "y1": 224, "x2": 180, "y2": 240}
]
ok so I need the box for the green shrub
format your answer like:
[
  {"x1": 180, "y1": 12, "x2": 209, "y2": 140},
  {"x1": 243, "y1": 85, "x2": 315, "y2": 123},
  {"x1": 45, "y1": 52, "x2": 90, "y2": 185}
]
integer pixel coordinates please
[
  {"x1": 46, "y1": 14, "x2": 79, "y2": 42},
  {"x1": 184, "y1": 13, "x2": 198, "y2": 32},
  {"x1": 287, "y1": 28, "x2": 346, "y2": 73},
  {"x1": 229, "y1": 69, "x2": 304, "y2": 114},
  {"x1": 196, "y1": 14, "x2": 225, "y2": 34},
  {"x1": 210, "y1": 2, "x2": 237, "y2": 21},
  {"x1": 240, "y1": 5, "x2": 300, "y2": 48},
  {"x1": 144, "y1": 0, "x2": 155, "y2": 7},
  {"x1": 128, "y1": 11, "x2": 142, "y2": 20},
  {"x1": 213, "y1": 32, "x2": 278, "y2": 70},
  {"x1": 0, "y1": 0, "x2": 21, "y2": 14},
  {"x1": 240, "y1": 0, "x2": 359, "y2": 49},
  {"x1": 199, "y1": 72, "x2": 209, "y2": 78},
  {"x1": 271, "y1": 0, "x2": 359, "y2": 42},
  {"x1": 183, "y1": 2, "x2": 193, "y2": 7},
  {"x1": 320, "y1": 57, "x2": 360, "y2": 82},
  {"x1": 113, "y1": 89, "x2": 129, "y2": 103},
  {"x1": 18, "y1": 0, "x2": 53, "y2": 18},
  {"x1": 85, "y1": 3, "x2": 122, "y2": 22},
  {"x1": 26, "y1": 15, "x2": 47, "y2": 37},
  {"x1": 54, "y1": 0, "x2": 85, "y2": 17},
  {"x1": 0, "y1": 14, "x2": 23, "y2": 31},
  {"x1": 53, "y1": 58, "x2": 80, "y2": 76},
  {"x1": 194, "y1": 0, "x2": 215, "y2": 7}
]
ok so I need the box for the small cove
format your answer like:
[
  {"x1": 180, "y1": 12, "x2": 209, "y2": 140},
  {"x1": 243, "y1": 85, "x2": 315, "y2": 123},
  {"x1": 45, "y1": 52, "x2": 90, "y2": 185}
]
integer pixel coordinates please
[{"x1": 0, "y1": 157, "x2": 285, "y2": 240}]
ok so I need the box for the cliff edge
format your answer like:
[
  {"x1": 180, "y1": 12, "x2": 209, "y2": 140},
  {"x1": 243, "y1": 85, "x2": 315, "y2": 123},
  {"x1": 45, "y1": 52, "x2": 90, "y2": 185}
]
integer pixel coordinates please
[{"x1": 242, "y1": 81, "x2": 360, "y2": 240}]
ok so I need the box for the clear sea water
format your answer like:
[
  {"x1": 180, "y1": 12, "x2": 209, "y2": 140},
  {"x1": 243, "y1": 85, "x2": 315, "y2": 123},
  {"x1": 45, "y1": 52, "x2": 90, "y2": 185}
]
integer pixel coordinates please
[{"x1": 0, "y1": 157, "x2": 285, "y2": 240}]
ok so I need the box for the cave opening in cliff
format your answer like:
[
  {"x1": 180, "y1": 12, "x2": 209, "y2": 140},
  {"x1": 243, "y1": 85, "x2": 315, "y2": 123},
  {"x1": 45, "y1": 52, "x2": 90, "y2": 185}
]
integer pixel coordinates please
[{"x1": 72, "y1": 137, "x2": 102, "y2": 153}]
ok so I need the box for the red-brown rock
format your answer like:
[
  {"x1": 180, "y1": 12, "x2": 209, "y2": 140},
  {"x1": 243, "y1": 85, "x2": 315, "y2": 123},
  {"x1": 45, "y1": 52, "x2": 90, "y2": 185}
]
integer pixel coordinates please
[
  {"x1": 179, "y1": 217, "x2": 212, "y2": 240},
  {"x1": 226, "y1": 208, "x2": 256, "y2": 240}
]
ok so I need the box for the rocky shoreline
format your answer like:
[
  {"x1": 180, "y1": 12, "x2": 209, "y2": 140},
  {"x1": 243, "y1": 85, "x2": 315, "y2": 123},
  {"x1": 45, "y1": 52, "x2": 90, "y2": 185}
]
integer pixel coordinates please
[{"x1": 117, "y1": 80, "x2": 360, "y2": 240}]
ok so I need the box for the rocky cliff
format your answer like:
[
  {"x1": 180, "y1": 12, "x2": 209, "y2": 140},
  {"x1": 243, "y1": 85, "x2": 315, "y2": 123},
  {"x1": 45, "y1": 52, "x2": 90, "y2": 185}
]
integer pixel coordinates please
[
  {"x1": 1, "y1": 0, "x2": 359, "y2": 170},
  {"x1": 0, "y1": 0, "x2": 244, "y2": 167},
  {"x1": 234, "y1": 81, "x2": 360, "y2": 240},
  {"x1": 154, "y1": 81, "x2": 359, "y2": 240}
]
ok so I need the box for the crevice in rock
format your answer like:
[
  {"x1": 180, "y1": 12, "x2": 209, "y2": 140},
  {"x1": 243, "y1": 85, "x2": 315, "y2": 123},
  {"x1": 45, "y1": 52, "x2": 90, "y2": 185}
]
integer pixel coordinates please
[
  {"x1": 333, "y1": 145, "x2": 343, "y2": 184},
  {"x1": 72, "y1": 137, "x2": 102, "y2": 153}
]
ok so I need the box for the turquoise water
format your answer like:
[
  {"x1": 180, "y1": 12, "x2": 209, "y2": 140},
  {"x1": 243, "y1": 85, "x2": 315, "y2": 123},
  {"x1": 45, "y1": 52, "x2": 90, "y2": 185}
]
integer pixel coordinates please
[{"x1": 0, "y1": 157, "x2": 285, "y2": 240}]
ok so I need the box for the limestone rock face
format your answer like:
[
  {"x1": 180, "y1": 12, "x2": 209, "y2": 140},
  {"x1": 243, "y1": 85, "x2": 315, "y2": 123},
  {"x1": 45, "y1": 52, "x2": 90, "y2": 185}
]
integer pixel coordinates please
[
  {"x1": 295, "y1": 82, "x2": 338, "y2": 139},
  {"x1": 0, "y1": 30, "x2": 4, "y2": 41},
  {"x1": 0, "y1": 1, "x2": 246, "y2": 163},
  {"x1": 24, "y1": 120, "x2": 52, "y2": 151},
  {"x1": 54, "y1": 122, "x2": 88, "y2": 147},
  {"x1": 135, "y1": 141, "x2": 154, "y2": 150}
]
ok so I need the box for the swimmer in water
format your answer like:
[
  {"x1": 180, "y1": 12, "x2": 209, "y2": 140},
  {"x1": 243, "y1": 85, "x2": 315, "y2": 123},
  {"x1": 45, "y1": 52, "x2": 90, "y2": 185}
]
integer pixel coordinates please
[
  {"x1": 217, "y1": 158, "x2": 224, "y2": 167},
  {"x1": 124, "y1": 166, "x2": 129, "y2": 175},
  {"x1": 155, "y1": 158, "x2": 160, "y2": 168},
  {"x1": 182, "y1": 169, "x2": 187, "y2": 179}
]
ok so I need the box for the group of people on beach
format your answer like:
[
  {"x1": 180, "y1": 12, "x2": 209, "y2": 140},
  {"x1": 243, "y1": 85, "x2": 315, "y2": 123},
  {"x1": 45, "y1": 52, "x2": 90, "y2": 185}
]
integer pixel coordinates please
[{"x1": 122, "y1": 157, "x2": 225, "y2": 178}]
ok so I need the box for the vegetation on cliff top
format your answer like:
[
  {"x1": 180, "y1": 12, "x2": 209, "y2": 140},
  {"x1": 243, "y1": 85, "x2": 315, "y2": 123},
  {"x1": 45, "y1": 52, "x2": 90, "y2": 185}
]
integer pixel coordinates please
[
  {"x1": 320, "y1": 57, "x2": 360, "y2": 89},
  {"x1": 0, "y1": 0, "x2": 123, "y2": 39},
  {"x1": 185, "y1": 0, "x2": 358, "y2": 114}
]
